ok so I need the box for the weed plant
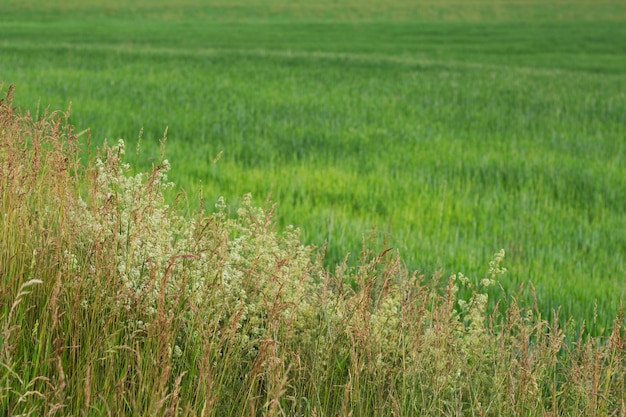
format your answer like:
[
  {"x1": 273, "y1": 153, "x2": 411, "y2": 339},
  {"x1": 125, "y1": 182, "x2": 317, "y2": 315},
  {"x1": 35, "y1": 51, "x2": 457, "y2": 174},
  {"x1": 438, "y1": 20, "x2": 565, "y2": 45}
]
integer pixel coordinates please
[{"x1": 2, "y1": 88, "x2": 624, "y2": 416}]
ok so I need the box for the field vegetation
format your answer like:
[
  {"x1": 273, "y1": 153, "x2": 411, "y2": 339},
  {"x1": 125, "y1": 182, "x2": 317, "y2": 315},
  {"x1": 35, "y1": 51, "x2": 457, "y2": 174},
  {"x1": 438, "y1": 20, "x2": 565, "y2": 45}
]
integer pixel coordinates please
[
  {"x1": 2, "y1": 0, "x2": 625, "y2": 328},
  {"x1": 1, "y1": 0, "x2": 625, "y2": 414},
  {"x1": 1, "y1": 85, "x2": 624, "y2": 416}
]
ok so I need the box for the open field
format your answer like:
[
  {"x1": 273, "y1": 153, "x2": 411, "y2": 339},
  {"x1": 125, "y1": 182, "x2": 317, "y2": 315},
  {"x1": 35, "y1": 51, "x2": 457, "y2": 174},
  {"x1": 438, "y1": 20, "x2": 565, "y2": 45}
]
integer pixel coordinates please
[
  {"x1": 3, "y1": 0, "x2": 626, "y2": 22},
  {"x1": 1, "y1": 0, "x2": 625, "y2": 329}
]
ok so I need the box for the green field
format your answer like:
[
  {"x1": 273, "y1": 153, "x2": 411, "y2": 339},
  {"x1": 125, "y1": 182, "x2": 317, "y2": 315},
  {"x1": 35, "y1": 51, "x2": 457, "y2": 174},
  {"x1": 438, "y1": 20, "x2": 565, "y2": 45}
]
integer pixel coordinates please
[{"x1": 1, "y1": 0, "x2": 625, "y2": 327}]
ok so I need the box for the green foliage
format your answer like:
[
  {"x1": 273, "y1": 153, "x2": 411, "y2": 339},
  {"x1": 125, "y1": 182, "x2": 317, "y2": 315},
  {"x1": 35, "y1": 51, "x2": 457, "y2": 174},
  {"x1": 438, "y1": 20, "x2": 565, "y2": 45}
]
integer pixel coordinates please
[
  {"x1": 1, "y1": 0, "x2": 625, "y2": 330},
  {"x1": 1, "y1": 92, "x2": 625, "y2": 415}
]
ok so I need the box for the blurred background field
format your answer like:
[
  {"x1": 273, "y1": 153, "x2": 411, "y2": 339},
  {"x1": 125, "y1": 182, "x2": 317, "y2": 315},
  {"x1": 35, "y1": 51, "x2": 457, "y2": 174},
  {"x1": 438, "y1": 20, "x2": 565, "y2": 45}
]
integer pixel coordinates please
[
  {"x1": 3, "y1": 0, "x2": 626, "y2": 22},
  {"x1": 1, "y1": 0, "x2": 625, "y2": 328}
]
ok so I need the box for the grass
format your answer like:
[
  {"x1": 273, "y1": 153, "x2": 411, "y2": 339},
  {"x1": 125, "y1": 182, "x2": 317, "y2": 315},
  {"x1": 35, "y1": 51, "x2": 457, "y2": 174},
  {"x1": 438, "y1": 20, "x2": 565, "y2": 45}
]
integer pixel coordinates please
[
  {"x1": 3, "y1": 0, "x2": 626, "y2": 22},
  {"x1": 1, "y1": 86, "x2": 624, "y2": 416},
  {"x1": 1, "y1": 1, "x2": 625, "y2": 331}
]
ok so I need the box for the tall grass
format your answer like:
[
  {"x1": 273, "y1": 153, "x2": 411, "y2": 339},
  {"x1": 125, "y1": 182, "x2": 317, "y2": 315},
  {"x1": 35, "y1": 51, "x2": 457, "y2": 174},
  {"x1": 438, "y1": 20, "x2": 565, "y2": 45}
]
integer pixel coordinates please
[{"x1": 2, "y1": 88, "x2": 624, "y2": 416}]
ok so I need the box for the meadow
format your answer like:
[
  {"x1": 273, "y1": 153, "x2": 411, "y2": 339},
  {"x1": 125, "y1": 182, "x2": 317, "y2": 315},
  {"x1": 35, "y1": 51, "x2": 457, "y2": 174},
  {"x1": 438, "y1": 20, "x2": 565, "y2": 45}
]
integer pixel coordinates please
[
  {"x1": 2, "y1": 1, "x2": 625, "y2": 329},
  {"x1": 1, "y1": 1, "x2": 626, "y2": 415}
]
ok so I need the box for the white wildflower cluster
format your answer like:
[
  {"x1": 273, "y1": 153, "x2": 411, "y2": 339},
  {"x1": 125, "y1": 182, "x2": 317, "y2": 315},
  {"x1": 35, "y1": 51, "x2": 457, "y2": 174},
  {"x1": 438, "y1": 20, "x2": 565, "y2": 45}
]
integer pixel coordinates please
[
  {"x1": 65, "y1": 139, "x2": 198, "y2": 317},
  {"x1": 409, "y1": 251, "x2": 507, "y2": 395},
  {"x1": 213, "y1": 194, "x2": 319, "y2": 358},
  {"x1": 488, "y1": 249, "x2": 507, "y2": 279},
  {"x1": 63, "y1": 140, "x2": 321, "y2": 362},
  {"x1": 456, "y1": 250, "x2": 505, "y2": 330}
]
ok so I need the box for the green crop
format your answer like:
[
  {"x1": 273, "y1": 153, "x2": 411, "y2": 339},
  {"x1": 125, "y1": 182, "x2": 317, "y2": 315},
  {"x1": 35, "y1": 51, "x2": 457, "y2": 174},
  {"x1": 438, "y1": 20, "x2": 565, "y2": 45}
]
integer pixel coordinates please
[{"x1": 1, "y1": 0, "x2": 624, "y2": 329}]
